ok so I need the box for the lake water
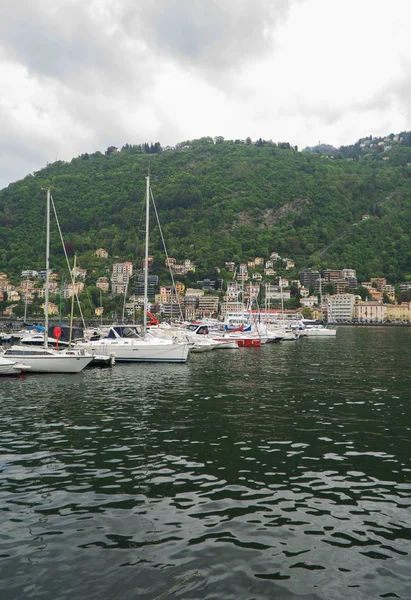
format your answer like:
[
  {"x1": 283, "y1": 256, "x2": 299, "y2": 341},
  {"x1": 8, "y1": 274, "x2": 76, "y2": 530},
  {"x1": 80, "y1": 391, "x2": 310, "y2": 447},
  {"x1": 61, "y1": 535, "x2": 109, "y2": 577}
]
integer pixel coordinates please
[{"x1": 1, "y1": 327, "x2": 411, "y2": 600}]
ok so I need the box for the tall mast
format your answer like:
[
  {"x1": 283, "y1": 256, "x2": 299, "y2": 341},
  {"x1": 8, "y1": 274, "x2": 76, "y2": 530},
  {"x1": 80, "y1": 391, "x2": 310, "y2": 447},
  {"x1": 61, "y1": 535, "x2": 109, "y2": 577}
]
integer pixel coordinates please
[
  {"x1": 100, "y1": 290, "x2": 103, "y2": 327},
  {"x1": 69, "y1": 254, "x2": 76, "y2": 348},
  {"x1": 280, "y1": 277, "x2": 285, "y2": 325},
  {"x1": 319, "y1": 274, "x2": 323, "y2": 319},
  {"x1": 143, "y1": 175, "x2": 150, "y2": 335},
  {"x1": 44, "y1": 189, "x2": 50, "y2": 349},
  {"x1": 23, "y1": 276, "x2": 29, "y2": 322}
]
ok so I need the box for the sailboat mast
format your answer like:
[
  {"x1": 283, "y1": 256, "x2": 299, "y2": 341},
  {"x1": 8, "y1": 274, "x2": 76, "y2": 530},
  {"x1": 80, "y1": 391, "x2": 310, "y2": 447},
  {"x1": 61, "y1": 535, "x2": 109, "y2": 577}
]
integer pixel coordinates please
[
  {"x1": 23, "y1": 277, "x2": 28, "y2": 322},
  {"x1": 143, "y1": 175, "x2": 150, "y2": 334},
  {"x1": 44, "y1": 189, "x2": 50, "y2": 349},
  {"x1": 69, "y1": 254, "x2": 76, "y2": 348},
  {"x1": 100, "y1": 290, "x2": 103, "y2": 327}
]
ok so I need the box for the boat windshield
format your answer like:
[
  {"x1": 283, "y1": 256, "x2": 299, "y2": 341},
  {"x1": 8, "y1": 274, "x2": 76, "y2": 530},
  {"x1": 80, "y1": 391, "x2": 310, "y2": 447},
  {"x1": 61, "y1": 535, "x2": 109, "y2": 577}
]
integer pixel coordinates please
[
  {"x1": 108, "y1": 326, "x2": 141, "y2": 339},
  {"x1": 5, "y1": 348, "x2": 53, "y2": 356}
]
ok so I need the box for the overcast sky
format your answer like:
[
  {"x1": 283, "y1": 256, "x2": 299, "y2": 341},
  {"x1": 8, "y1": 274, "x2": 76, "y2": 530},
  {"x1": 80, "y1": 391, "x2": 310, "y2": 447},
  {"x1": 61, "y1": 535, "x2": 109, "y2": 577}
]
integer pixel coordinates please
[{"x1": 1, "y1": 0, "x2": 411, "y2": 190}]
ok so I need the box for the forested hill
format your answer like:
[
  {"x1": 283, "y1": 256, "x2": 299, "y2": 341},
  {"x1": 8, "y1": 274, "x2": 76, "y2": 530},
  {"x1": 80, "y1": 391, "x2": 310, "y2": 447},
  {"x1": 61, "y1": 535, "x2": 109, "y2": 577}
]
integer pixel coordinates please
[{"x1": 1, "y1": 135, "x2": 411, "y2": 283}]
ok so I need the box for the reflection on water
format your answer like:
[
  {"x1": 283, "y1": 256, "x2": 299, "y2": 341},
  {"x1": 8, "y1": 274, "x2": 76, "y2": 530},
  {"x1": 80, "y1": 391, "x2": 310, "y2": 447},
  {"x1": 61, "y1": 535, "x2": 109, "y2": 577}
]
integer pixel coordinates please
[{"x1": 1, "y1": 327, "x2": 411, "y2": 599}]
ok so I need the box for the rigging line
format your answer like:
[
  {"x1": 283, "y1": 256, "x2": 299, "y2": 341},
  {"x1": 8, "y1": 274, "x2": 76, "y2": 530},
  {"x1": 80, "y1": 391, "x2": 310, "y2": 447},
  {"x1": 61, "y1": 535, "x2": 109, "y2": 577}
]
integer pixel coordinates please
[
  {"x1": 150, "y1": 187, "x2": 184, "y2": 322},
  {"x1": 50, "y1": 193, "x2": 86, "y2": 329}
]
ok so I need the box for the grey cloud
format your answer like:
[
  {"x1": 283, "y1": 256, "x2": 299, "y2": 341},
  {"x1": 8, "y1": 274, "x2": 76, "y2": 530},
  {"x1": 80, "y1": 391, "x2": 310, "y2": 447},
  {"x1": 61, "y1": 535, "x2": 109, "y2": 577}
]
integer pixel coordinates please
[
  {"x1": 116, "y1": 0, "x2": 303, "y2": 72},
  {"x1": 0, "y1": 135, "x2": 50, "y2": 188},
  {"x1": 0, "y1": 0, "x2": 153, "y2": 93},
  {"x1": 0, "y1": 0, "x2": 303, "y2": 99}
]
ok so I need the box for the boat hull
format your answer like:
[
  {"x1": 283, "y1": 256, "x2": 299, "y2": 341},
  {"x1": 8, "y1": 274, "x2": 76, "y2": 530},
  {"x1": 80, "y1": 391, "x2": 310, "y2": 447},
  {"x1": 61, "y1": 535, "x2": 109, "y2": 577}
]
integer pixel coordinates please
[
  {"x1": 300, "y1": 329, "x2": 336, "y2": 337},
  {"x1": 2, "y1": 347, "x2": 93, "y2": 373},
  {"x1": 79, "y1": 339, "x2": 190, "y2": 363},
  {"x1": 0, "y1": 357, "x2": 29, "y2": 375}
]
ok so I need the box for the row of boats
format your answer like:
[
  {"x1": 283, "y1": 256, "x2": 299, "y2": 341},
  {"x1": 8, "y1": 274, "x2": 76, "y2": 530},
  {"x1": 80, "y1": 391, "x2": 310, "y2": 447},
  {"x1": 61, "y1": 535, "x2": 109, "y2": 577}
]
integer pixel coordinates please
[
  {"x1": 0, "y1": 319, "x2": 336, "y2": 376},
  {"x1": 0, "y1": 182, "x2": 336, "y2": 376}
]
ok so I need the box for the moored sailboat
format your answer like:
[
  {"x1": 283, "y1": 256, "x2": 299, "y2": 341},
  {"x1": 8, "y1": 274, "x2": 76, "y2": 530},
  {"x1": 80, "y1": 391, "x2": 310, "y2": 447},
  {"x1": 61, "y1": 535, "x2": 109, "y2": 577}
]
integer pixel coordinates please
[
  {"x1": 77, "y1": 176, "x2": 190, "y2": 363},
  {"x1": 2, "y1": 189, "x2": 93, "y2": 373}
]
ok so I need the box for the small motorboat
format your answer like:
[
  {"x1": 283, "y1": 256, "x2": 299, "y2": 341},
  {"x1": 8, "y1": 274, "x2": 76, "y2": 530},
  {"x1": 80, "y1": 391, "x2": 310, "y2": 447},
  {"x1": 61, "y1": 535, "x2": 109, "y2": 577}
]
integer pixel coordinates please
[{"x1": 0, "y1": 355, "x2": 31, "y2": 376}]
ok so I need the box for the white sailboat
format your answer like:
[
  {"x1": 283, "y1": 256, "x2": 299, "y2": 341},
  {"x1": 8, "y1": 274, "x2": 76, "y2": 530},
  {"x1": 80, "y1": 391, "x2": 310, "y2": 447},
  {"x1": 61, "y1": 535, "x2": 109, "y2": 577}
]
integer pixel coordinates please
[
  {"x1": 77, "y1": 176, "x2": 190, "y2": 363},
  {"x1": 3, "y1": 190, "x2": 93, "y2": 373}
]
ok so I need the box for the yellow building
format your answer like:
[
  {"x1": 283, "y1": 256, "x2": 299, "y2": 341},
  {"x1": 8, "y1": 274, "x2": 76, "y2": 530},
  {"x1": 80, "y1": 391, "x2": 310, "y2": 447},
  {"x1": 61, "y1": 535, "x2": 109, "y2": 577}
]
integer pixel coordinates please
[
  {"x1": 386, "y1": 303, "x2": 411, "y2": 322},
  {"x1": 41, "y1": 301, "x2": 59, "y2": 315}
]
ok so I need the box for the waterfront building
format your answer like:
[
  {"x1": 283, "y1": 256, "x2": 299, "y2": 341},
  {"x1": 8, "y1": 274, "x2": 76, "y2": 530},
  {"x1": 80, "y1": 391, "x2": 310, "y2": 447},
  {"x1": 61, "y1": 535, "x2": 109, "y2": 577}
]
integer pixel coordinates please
[
  {"x1": 327, "y1": 294, "x2": 356, "y2": 323},
  {"x1": 355, "y1": 301, "x2": 387, "y2": 323},
  {"x1": 386, "y1": 303, "x2": 411, "y2": 323}
]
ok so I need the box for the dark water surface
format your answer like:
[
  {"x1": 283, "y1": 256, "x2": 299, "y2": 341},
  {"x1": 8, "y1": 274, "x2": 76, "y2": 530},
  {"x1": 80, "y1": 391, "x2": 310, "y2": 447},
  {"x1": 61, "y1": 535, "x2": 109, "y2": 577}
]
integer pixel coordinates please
[{"x1": 1, "y1": 327, "x2": 411, "y2": 600}]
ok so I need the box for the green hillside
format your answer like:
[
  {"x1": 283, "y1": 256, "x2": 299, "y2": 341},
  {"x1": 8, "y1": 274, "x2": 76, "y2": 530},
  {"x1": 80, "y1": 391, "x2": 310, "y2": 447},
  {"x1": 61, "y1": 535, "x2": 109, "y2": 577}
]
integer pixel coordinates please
[{"x1": 1, "y1": 136, "x2": 411, "y2": 283}]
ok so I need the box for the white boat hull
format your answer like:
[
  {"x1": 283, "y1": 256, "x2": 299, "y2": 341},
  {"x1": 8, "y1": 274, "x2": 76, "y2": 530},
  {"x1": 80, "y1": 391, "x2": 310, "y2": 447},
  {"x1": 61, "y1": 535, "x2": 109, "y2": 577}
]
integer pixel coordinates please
[
  {"x1": 0, "y1": 356, "x2": 30, "y2": 375},
  {"x1": 300, "y1": 328, "x2": 336, "y2": 337},
  {"x1": 2, "y1": 347, "x2": 93, "y2": 373},
  {"x1": 79, "y1": 339, "x2": 190, "y2": 363}
]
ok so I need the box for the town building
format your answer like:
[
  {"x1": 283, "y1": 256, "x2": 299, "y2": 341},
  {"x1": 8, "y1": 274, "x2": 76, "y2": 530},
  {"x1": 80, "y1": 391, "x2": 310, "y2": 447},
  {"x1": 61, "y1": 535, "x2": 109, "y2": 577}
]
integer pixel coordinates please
[
  {"x1": 134, "y1": 274, "x2": 159, "y2": 297},
  {"x1": 95, "y1": 248, "x2": 108, "y2": 258},
  {"x1": 197, "y1": 278, "x2": 223, "y2": 291},
  {"x1": 62, "y1": 281, "x2": 85, "y2": 299},
  {"x1": 112, "y1": 262, "x2": 133, "y2": 277},
  {"x1": 370, "y1": 277, "x2": 387, "y2": 290},
  {"x1": 341, "y1": 269, "x2": 357, "y2": 279},
  {"x1": 334, "y1": 279, "x2": 350, "y2": 294},
  {"x1": 355, "y1": 301, "x2": 387, "y2": 323},
  {"x1": 300, "y1": 269, "x2": 320, "y2": 288},
  {"x1": 21, "y1": 270, "x2": 39, "y2": 278},
  {"x1": 327, "y1": 294, "x2": 356, "y2": 323},
  {"x1": 96, "y1": 277, "x2": 110, "y2": 292},
  {"x1": 224, "y1": 262, "x2": 236, "y2": 272},
  {"x1": 323, "y1": 269, "x2": 342, "y2": 282},
  {"x1": 386, "y1": 303, "x2": 411, "y2": 323},
  {"x1": 300, "y1": 296, "x2": 318, "y2": 308},
  {"x1": 197, "y1": 295, "x2": 219, "y2": 318}
]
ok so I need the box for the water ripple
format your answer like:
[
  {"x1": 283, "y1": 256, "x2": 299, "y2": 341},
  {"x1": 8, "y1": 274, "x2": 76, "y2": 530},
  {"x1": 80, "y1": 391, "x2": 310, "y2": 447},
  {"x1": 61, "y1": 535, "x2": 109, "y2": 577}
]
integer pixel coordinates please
[{"x1": 1, "y1": 328, "x2": 411, "y2": 599}]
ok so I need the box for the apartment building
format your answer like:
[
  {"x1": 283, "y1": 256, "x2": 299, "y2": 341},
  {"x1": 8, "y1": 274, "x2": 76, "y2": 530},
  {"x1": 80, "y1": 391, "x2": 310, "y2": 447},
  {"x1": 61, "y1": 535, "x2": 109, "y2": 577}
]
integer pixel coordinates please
[{"x1": 327, "y1": 294, "x2": 356, "y2": 323}]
